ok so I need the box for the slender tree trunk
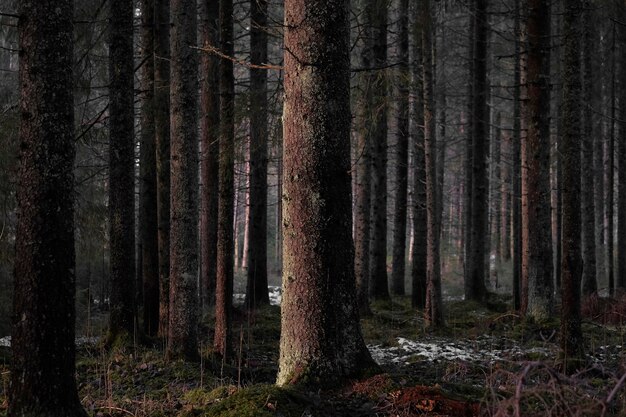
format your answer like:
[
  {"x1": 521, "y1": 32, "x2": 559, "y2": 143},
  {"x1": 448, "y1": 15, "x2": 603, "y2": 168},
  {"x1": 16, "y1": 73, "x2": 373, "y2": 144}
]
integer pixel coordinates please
[
  {"x1": 277, "y1": 0, "x2": 377, "y2": 385},
  {"x1": 552, "y1": 0, "x2": 562, "y2": 292},
  {"x1": 167, "y1": 0, "x2": 199, "y2": 361},
  {"x1": 10, "y1": 1, "x2": 87, "y2": 415},
  {"x1": 140, "y1": 0, "x2": 159, "y2": 337},
  {"x1": 582, "y1": 1, "x2": 597, "y2": 296},
  {"x1": 512, "y1": 0, "x2": 522, "y2": 311},
  {"x1": 500, "y1": 132, "x2": 511, "y2": 262},
  {"x1": 214, "y1": 0, "x2": 235, "y2": 359},
  {"x1": 607, "y1": 23, "x2": 616, "y2": 297},
  {"x1": 522, "y1": 0, "x2": 553, "y2": 320},
  {"x1": 108, "y1": 0, "x2": 136, "y2": 344},
  {"x1": 464, "y1": 0, "x2": 475, "y2": 296},
  {"x1": 617, "y1": 4, "x2": 626, "y2": 292},
  {"x1": 492, "y1": 112, "x2": 502, "y2": 287},
  {"x1": 200, "y1": 0, "x2": 220, "y2": 310},
  {"x1": 560, "y1": 0, "x2": 584, "y2": 373},
  {"x1": 391, "y1": 0, "x2": 410, "y2": 296},
  {"x1": 246, "y1": 0, "x2": 270, "y2": 308},
  {"x1": 155, "y1": 0, "x2": 171, "y2": 338}
]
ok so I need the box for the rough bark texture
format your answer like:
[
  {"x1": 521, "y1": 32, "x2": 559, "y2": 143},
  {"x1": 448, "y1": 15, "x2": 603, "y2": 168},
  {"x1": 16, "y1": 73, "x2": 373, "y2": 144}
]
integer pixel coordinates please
[
  {"x1": 466, "y1": 0, "x2": 488, "y2": 302},
  {"x1": 245, "y1": 0, "x2": 270, "y2": 309},
  {"x1": 140, "y1": 0, "x2": 159, "y2": 337},
  {"x1": 493, "y1": 112, "x2": 502, "y2": 268},
  {"x1": 200, "y1": 0, "x2": 220, "y2": 309},
  {"x1": 560, "y1": 0, "x2": 584, "y2": 372},
  {"x1": 214, "y1": 0, "x2": 235, "y2": 359},
  {"x1": 108, "y1": 0, "x2": 136, "y2": 343},
  {"x1": 369, "y1": 0, "x2": 390, "y2": 301},
  {"x1": 512, "y1": 0, "x2": 522, "y2": 311},
  {"x1": 521, "y1": 0, "x2": 553, "y2": 320},
  {"x1": 10, "y1": 2, "x2": 87, "y2": 416},
  {"x1": 618, "y1": 5, "x2": 626, "y2": 292},
  {"x1": 463, "y1": 0, "x2": 475, "y2": 296},
  {"x1": 581, "y1": 1, "x2": 597, "y2": 296},
  {"x1": 410, "y1": 2, "x2": 427, "y2": 310},
  {"x1": 167, "y1": 0, "x2": 199, "y2": 361},
  {"x1": 607, "y1": 25, "x2": 616, "y2": 296},
  {"x1": 154, "y1": 0, "x2": 171, "y2": 338},
  {"x1": 354, "y1": 0, "x2": 374, "y2": 315},
  {"x1": 391, "y1": 0, "x2": 410, "y2": 297},
  {"x1": 422, "y1": 0, "x2": 443, "y2": 329},
  {"x1": 277, "y1": 0, "x2": 377, "y2": 386},
  {"x1": 500, "y1": 132, "x2": 511, "y2": 262}
]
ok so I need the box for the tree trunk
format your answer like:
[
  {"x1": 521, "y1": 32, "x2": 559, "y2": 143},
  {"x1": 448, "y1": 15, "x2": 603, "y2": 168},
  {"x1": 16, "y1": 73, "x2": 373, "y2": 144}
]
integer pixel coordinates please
[
  {"x1": 581, "y1": 1, "x2": 597, "y2": 296},
  {"x1": 560, "y1": 0, "x2": 584, "y2": 373},
  {"x1": 512, "y1": 0, "x2": 522, "y2": 311},
  {"x1": 200, "y1": 0, "x2": 220, "y2": 310},
  {"x1": 155, "y1": 0, "x2": 171, "y2": 338},
  {"x1": 522, "y1": 0, "x2": 553, "y2": 320},
  {"x1": 108, "y1": 0, "x2": 136, "y2": 344},
  {"x1": 369, "y1": 0, "x2": 390, "y2": 301},
  {"x1": 492, "y1": 112, "x2": 502, "y2": 288},
  {"x1": 500, "y1": 131, "x2": 511, "y2": 262},
  {"x1": 245, "y1": 0, "x2": 270, "y2": 308},
  {"x1": 463, "y1": 0, "x2": 475, "y2": 297},
  {"x1": 214, "y1": 0, "x2": 235, "y2": 359},
  {"x1": 10, "y1": 1, "x2": 87, "y2": 415},
  {"x1": 391, "y1": 0, "x2": 410, "y2": 297},
  {"x1": 167, "y1": 0, "x2": 199, "y2": 361},
  {"x1": 617, "y1": 4, "x2": 626, "y2": 292},
  {"x1": 140, "y1": 0, "x2": 159, "y2": 337},
  {"x1": 607, "y1": 23, "x2": 616, "y2": 296},
  {"x1": 277, "y1": 0, "x2": 377, "y2": 385}
]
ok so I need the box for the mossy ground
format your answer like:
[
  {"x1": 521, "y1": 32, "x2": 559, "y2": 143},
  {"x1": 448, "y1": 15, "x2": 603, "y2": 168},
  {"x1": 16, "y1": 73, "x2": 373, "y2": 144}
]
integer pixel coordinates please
[{"x1": 0, "y1": 297, "x2": 625, "y2": 416}]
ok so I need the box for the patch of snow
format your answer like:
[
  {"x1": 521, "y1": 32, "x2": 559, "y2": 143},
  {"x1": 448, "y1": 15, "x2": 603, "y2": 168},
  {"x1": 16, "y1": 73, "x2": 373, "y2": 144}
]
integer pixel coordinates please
[
  {"x1": 233, "y1": 286, "x2": 282, "y2": 307},
  {"x1": 0, "y1": 336, "x2": 99, "y2": 348},
  {"x1": 0, "y1": 336, "x2": 10, "y2": 347}
]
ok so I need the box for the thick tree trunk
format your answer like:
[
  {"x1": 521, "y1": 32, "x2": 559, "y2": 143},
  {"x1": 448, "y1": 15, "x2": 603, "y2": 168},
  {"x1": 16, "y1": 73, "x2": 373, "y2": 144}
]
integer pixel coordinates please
[
  {"x1": 369, "y1": 0, "x2": 390, "y2": 301},
  {"x1": 582, "y1": 2, "x2": 597, "y2": 296},
  {"x1": 200, "y1": 0, "x2": 220, "y2": 310},
  {"x1": 560, "y1": 0, "x2": 584, "y2": 373},
  {"x1": 617, "y1": 5, "x2": 626, "y2": 292},
  {"x1": 391, "y1": 0, "x2": 410, "y2": 297},
  {"x1": 522, "y1": 0, "x2": 553, "y2": 320},
  {"x1": 167, "y1": 0, "x2": 199, "y2": 361},
  {"x1": 245, "y1": 0, "x2": 270, "y2": 308},
  {"x1": 512, "y1": 0, "x2": 522, "y2": 311},
  {"x1": 155, "y1": 0, "x2": 171, "y2": 338},
  {"x1": 140, "y1": 0, "x2": 159, "y2": 337},
  {"x1": 277, "y1": 0, "x2": 377, "y2": 385},
  {"x1": 214, "y1": 0, "x2": 235, "y2": 359},
  {"x1": 108, "y1": 0, "x2": 136, "y2": 344},
  {"x1": 10, "y1": 1, "x2": 87, "y2": 415}
]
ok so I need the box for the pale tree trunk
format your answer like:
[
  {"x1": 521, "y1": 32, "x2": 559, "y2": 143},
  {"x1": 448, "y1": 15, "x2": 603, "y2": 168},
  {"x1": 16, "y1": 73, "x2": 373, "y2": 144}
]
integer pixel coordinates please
[
  {"x1": 464, "y1": 0, "x2": 475, "y2": 296},
  {"x1": 167, "y1": 0, "x2": 199, "y2": 361},
  {"x1": 277, "y1": 0, "x2": 377, "y2": 385},
  {"x1": 10, "y1": 1, "x2": 87, "y2": 415},
  {"x1": 607, "y1": 23, "x2": 616, "y2": 296}
]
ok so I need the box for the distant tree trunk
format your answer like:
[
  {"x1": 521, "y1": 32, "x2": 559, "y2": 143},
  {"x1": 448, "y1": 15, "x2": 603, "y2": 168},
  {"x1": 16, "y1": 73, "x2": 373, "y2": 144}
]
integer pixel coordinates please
[
  {"x1": 560, "y1": 0, "x2": 584, "y2": 373},
  {"x1": 512, "y1": 0, "x2": 522, "y2": 311},
  {"x1": 552, "y1": 1, "x2": 562, "y2": 292},
  {"x1": 522, "y1": 0, "x2": 553, "y2": 320},
  {"x1": 200, "y1": 0, "x2": 220, "y2": 310},
  {"x1": 10, "y1": 1, "x2": 87, "y2": 415},
  {"x1": 391, "y1": 0, "x2": 410, "y2": 297},
  {"x1": 463, "y1": 0, "x2": 475, "y2": 295},
  {"x1": 140, "y1": 0, "x2": 159, "y2": 337},
  {"x1": 581, "y1": 1, "x2": 597, "y2": 296},
  {"x1": 411, "y1": 3, "x2": 427, "y2": 309},
  {"x1": 422, "y1": 0, "x2": 443, "y2": 328},
  {"x1": 492, "y1": 112, "x2": 502, "y2": 287},
  {"x1": 167, "y1": 0, "x2": 199, "y2": 361},
  {"x1": 155, "y1": 0, "x2": 171, "y2": 338},
  {"x1": 277, "y1": 0, "x2": 377, "y2": 385},
  {"x1": 214, "y1": 0, "x2": 235, "y2": 359},
  {"x1": 245, "y1": 0, "x2": 270, "y2": 308},
  {"x1": 594, "y1": 26, "x2": 606, "y2": 289},
  {"x1": 607, "y1": 24, "x2": 616, "y2": 297},
  {"x1": 500, "y1": 132, "x2": 511, "y2": 262},
  {"x1": 369, "y1": 0, "x2": 390, "y2": 301},
  {"x1": 355, "y1": 0, "x2": 374, "y2": 315},
  {"x1": 617, "y1": 5, "x2": 626, "y2": 292},
  {"x1": 108, "y1": 0, "x2": 136, "y2": 344},
  {"x1": 466, "y1": 0, "x2": 488, "y2": 302}
]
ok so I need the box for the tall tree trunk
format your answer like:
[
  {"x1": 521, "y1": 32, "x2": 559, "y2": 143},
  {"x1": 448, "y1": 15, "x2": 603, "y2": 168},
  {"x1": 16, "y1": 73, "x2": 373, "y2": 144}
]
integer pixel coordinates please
[
  {"x1": 167, "y1": 0, "x2": 199, "y2": 361},
  {"x1": 492, "y1": 112, "x2": 502, "y2": 287},
  {"x1": 108, "y1": 0, "x2": 136, "y2": 344},
  {"x1": 582, "y1": 1, "x2": 597, "y2": 296},
  {"x1": 617, "y1": 4, "x2": 626, "y2": 292},
  {"x1": 410, "y1": 2, "x2": 427, "y2": 309},
  {"x1": 607, "y1": 23, "x2": 616, "y2": 296},
  {"x1": 552, "y1": 0, "x2": 562, "y2": 292},
  {"x1": 500, "y1": 131, "x2": 511, "y2": 262},
  {"x1": 466, "y1": 0, "x2": 488, "y2": 302},
  {"x1": 522, "y1": 0, "x2": 553, "y2": 320},
  {"x1": 214, "y1": 0, "x2": 235, "y2": 359},
  {"x1": 277, "y1": 0, "x2": 377, "y2": 385},
  {"x1": 391, "y1": 0, "x2": 410, "y2": 297},
  {"x1": 560, "y1": 0, "x2": 584, "y2": 373},
  {"x1": 512, "y1": 0, "x2": 522, "y2": 311},
  {"x1": 10, "y1": 1, "x2": 87, "y2": 415},
  {"x1": 422, "y1": 0, "x2": 443, "y2": 328},
  {"x1": 200, "y1": 0, "x2": 220, "y2": 310},
  {"x1": 140, "y1": 0, "x2": 159, "y2": 337},
  {"x1": 463, "y1": 0, "x2": 475, "y2": 296},
  {"x1": 369, "y1": 0, "x2": 390, "y2": 301},
  {"x1": 246, "y1": 0, "x2": 270, "y2": 308},
  {"x1": 155, "y1": 0, "x2": 171, "y2": 338}
]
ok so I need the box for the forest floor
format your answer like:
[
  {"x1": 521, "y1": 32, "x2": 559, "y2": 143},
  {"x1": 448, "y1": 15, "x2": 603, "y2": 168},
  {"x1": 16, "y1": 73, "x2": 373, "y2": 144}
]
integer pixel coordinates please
[{"x1": 1, "y1": 291, "x2": 626, "y2": 416}]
